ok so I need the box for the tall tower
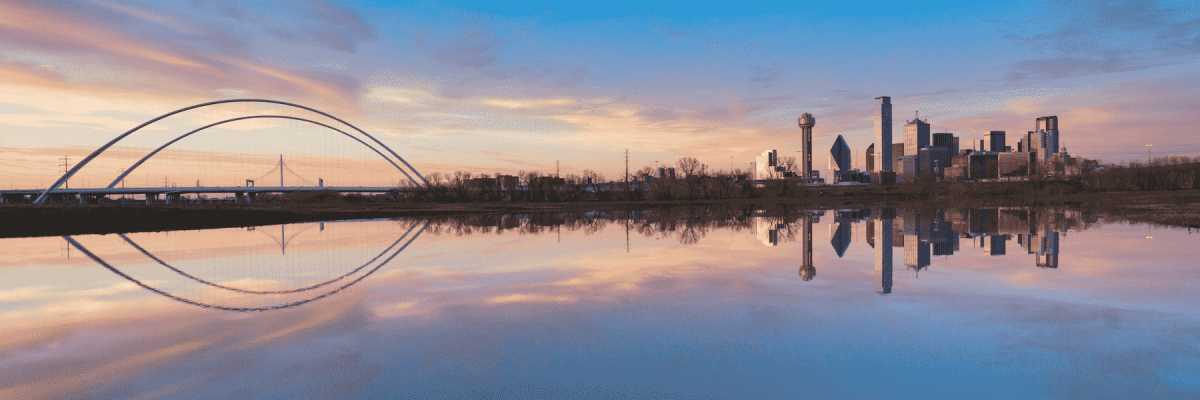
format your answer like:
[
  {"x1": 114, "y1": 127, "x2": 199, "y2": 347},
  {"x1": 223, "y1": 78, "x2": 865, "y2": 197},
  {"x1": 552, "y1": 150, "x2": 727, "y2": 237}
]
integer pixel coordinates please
[
  {"x1": 875, "y1": 97, "x2": 893, "y2": 172},
  {"x1": 798, "y1": 113, "x2": 816, "y2": 179}
]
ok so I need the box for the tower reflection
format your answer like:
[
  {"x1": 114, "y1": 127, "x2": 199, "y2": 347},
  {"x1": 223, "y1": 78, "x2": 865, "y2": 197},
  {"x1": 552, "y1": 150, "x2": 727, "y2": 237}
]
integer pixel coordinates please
[{"x1": 791, "y1": 207, "x2": 1086, "y2": 293}]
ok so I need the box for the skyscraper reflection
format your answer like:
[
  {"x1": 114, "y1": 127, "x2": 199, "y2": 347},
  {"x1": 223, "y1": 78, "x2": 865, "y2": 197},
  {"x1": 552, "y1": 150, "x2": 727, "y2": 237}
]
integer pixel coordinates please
[
  {"x1": 874, "y1": 209, "x2": 894, "y2": 294},
  {"x1": 779, "y1": 207, "x2": 1082, "y2": 292}
]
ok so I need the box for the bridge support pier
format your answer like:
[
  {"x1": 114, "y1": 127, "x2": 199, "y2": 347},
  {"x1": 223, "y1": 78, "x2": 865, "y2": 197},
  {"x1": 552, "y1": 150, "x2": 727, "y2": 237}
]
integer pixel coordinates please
[
  {"x1": 166, "y1": 193, "x2": 181, "y2": 205},
  {"x1": 248, "y1": 192, "x2": 257, "y2": 203},
  {"x1": 49, "y1": 194, "x2": 77, "y2": 204},
  {"x1": 144, "y1": 193, "x2": 158, "y2": 205},
  {"x1": 235, "y1": 192, "x2": 244, "y2": 203}
]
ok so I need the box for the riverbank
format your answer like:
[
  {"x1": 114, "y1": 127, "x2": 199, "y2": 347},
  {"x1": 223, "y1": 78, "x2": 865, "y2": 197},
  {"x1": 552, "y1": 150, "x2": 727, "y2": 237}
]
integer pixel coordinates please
[{"x1": 3, "y1": 189, "x2": 1199, "y2": 238}]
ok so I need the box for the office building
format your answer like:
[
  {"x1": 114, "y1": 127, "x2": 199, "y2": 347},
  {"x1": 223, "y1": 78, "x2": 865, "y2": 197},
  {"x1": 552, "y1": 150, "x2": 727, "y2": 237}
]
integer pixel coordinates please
[
  {"x1": 904, "y1": 117, "x2": 931, "y2": 161},
  {"x1": 999, "y1": 152, "x2": 1035, "y2": 177},
  {"x1": 831, "y1": 135, "x2": 851, "y2": 171},
  {"x1": 756, "y1": 150, "x2": 783, "y2": 179},
  {"x1": 933, "y1": 133, "x2": 959, "y2": 156},
  {"x1": 1036, "y1": 116, "x2": 1059, "y2": 158},
  {"x1": 985, "y1": 131, "x2": 1006, "y2": 152},
  {"x1": 919, "y1": 147, "x2": 951, "y2": 179},
  {"x1": 866, "y1": 143, "x2": 875, "y2": 173},
  {"x1": 875, "y1": 97, "x2": 893, "y2": 172}
]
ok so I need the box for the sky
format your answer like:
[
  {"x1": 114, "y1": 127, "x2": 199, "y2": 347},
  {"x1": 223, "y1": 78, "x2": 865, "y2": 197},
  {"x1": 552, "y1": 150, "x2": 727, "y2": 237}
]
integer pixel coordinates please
[{"x1": 2, "y1": 0, "x2": 1200, "y2": 188}]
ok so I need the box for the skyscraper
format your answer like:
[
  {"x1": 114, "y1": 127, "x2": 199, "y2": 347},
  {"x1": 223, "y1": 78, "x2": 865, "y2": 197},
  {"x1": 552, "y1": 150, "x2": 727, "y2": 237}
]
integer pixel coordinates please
[
  {"x1": 985, "y1": 131, "x2": 1006, "y2": 152},
  {"x1": 830, "y1": 135, "x2": 851, "y2": 171},
  {"x1": 1036, "y1": 116, "x2": 1059, "y2": 157},
  {"x1": 904, "y1": 117, "x2": 930, "y2": 159},
  {"x1": 933, "y1": 132, "x2": 956, "y2": 151},
  {"x1": 875, "y1": 97, "x2": 892, "y2": 172},
  {"x1": 798, "y1": 113, "x2": 816, "y2": 179},
  {"x1": 866, "y1": 143, "x2": 875, "y2": 172}
]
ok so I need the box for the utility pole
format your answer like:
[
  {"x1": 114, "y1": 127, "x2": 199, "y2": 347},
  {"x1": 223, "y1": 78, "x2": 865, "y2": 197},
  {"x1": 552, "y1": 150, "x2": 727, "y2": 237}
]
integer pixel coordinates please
[
  {"x1": 556, "y1": 160, "x2": 560, "y2": 178},
  {"x1": 163, "y1": 175, "x2": 169, "y2": 188},
  {"x1": 60, "y1": 156, "x2": 69, "y2": 189},
  {"x1": 624, "y1": 149, "x2": 629, "y2": 186},
  {"x1": 279, "y1": 154, "x2": 284, "y2": 187}
]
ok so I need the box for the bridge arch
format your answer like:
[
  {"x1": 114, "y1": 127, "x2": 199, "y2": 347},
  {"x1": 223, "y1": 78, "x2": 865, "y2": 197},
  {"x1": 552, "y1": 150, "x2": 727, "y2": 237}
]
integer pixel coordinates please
[
  {"x1": 108, "y1": 115, "x2": 416, "y2": 189},
  {"x1": 35, "y1": 99, "x2": 427, "y2": 204}
]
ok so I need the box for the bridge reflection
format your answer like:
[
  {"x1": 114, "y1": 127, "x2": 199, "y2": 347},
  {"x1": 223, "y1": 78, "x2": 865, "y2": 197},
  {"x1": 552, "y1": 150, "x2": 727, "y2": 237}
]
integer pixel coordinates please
[{"x1": 64, "y1": 221, "x2": 426, "y2": 311}]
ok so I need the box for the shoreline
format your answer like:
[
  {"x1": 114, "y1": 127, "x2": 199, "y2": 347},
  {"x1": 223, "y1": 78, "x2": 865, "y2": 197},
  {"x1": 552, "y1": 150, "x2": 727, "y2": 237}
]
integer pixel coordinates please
[{"x1": 3, "y1": 189, "x2": 1199, "y2": 239}]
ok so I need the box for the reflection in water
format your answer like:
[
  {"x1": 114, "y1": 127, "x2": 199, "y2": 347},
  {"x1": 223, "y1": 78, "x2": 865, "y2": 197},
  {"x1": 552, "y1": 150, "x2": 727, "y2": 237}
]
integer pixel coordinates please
[
  {"x1": 4, "y1": 206, "x2": 1198, "y2": 399},
  {"x1": 419, "y1": 207, "x2": 1086, "y2": 295},
  {"x1": 63, "y1": 221, "x2": 426, "y2": 311}
]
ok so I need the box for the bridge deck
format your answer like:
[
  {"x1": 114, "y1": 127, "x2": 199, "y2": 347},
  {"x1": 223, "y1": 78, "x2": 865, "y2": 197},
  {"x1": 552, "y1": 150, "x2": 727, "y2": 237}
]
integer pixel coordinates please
[{"x1": 0, "y1": 186, "x2": 405, "y2": 196}]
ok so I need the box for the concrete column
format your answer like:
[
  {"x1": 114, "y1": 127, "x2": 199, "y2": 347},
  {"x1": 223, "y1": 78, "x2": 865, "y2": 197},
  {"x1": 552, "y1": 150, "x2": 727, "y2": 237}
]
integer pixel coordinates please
[
  {"x1": 145, "y1": 193, "x2": 158, "y2": 205},
  {"x1": 235, "y1": 192, "x2": 245, "y2": 203},
  {"x1": 248, "y1": 192, "x2": 257, "y2": 203}
]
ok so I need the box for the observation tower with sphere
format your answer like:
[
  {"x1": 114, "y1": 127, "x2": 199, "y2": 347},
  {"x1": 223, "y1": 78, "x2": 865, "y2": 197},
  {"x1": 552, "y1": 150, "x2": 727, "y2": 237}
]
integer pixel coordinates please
[{"x1": 798, "y1": 113, "x2": 816, "y2": 179}]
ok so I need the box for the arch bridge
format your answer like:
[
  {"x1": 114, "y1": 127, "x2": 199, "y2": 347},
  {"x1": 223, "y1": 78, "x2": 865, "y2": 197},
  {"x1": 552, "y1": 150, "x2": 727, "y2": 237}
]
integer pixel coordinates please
[{"x1": 0, "y1": 99, "x2": 427, "y2": 204}]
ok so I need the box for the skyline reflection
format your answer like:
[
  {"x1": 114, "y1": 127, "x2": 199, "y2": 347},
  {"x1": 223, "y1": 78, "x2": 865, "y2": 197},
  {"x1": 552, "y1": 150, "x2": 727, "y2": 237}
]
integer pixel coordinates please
[{"x1": 1, "y1": 207, "x2": 1195, "y2": 399}]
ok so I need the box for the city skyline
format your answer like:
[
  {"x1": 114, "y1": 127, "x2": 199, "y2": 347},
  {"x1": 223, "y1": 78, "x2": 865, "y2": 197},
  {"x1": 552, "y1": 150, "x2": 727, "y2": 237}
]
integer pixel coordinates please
[{"x1": 2, "y1": 0, "x2": 1199, "y2": 189}]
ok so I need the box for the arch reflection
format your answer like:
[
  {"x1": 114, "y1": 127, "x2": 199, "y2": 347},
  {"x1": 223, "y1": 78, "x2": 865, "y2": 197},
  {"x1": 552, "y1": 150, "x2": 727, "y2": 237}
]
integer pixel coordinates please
[{"x1": 64, "y1": 221, "x2": 426, "y2": 312}]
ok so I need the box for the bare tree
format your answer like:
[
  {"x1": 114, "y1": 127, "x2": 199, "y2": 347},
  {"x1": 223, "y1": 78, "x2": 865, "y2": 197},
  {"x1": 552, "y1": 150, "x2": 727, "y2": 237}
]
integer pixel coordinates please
[
  {"x1": 637, "y1": 165, "x2": 655, "y2": 179},
  {"x1": 779, "y1": 156, "x2": 798, "y2": 177},
  {"x1": 677, "y1": 157, "x2": 702, "y2": 177}
]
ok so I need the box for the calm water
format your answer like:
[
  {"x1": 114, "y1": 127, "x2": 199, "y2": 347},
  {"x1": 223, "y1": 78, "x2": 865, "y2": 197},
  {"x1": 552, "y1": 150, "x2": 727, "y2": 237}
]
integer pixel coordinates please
[{"x1": 2, "y1": 208, "x2": 1198, "y2": 399}]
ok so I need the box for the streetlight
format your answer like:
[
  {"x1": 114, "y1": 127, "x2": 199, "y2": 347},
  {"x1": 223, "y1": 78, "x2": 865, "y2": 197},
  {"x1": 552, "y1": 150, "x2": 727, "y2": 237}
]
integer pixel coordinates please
[{"x1": 1146, "y1": 143, "x2": 1153, "y2": 165}]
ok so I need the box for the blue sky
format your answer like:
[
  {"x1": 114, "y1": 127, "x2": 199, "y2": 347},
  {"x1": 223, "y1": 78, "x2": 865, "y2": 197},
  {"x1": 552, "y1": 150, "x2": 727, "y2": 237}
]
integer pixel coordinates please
[{"x1": 1, "y1": 0, "x2": 1198, "y2": 187}]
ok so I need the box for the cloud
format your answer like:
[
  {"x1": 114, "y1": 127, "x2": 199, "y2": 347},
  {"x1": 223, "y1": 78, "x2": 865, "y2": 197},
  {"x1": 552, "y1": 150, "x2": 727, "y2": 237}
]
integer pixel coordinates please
[
  {"x1": 994, "y1": 0, "x2": 1200, "y2": 82},
  {"x1": 745, "y1": 64, "x2": 783, "y2": 89},
  {"x1": 0, "y1": 1, "x2": 368, "y2": 112},
  {"x1": 412, "y1": 21, "x2": 589, "y2": 89}
]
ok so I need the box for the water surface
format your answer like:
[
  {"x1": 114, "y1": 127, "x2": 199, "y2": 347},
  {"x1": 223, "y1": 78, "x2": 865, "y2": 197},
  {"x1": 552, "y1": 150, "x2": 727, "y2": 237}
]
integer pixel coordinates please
[{"x1": 2, "y1": 208, "x2": 1198, "y2": 399}]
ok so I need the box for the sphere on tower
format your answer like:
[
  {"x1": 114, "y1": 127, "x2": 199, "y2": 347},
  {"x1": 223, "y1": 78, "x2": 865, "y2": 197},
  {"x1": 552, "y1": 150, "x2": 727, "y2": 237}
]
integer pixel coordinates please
[{"x1": 798, "y1": 113, "x2": 816, "y2": 128}]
